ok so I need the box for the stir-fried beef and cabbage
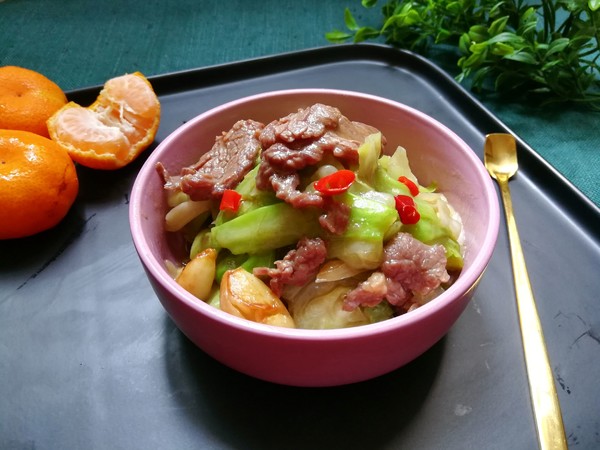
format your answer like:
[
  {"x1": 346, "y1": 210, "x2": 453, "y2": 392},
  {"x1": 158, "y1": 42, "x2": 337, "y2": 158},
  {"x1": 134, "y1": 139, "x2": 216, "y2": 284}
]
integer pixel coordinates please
[{"x1": 157, "y1": 103, "x2": 464, "y2": 329}]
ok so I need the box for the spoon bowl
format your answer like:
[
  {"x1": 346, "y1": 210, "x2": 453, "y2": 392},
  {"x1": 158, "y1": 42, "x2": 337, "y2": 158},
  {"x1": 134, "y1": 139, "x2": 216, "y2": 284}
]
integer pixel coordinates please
[{"x1": 484, "y1": 132, "x2": 518, "y2": 180}]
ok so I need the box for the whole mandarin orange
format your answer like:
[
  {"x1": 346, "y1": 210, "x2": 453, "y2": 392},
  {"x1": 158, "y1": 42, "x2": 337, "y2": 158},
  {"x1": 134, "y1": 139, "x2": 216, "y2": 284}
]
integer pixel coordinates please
[
  {"x1": 0, "y1": 66, "x2": 67, "y2": 138},
  {"x1": 0, "y1": 129, "x2": 79, "y2": 239}
]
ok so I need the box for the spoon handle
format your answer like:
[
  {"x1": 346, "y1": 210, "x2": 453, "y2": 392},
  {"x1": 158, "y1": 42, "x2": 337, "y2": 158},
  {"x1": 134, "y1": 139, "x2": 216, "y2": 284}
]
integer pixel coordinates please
[{"x1": 497, "y1": 176, "x2": 568, "y2": 450}]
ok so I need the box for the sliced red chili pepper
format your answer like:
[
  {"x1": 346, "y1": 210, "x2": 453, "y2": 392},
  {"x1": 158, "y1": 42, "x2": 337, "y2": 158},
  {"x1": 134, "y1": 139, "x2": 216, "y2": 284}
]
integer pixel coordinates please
[
  {"x1": 219, "y1": 189, "x2": 242, "y2": 212},
  {"x1": 394, "y1": 194, "x2": 421, "y2": 225},
  {"x1": 398, "y1": 176, "x2": 419, "y2": 197},
  {"x1": 314, "y1": 170, "x2": 356, "y2": 196}
]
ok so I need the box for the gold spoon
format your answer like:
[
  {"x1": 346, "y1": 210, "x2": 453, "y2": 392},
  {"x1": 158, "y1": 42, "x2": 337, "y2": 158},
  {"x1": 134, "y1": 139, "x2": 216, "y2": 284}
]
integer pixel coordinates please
[{"x1": 484, "y1": 133, "x2": 567, "y2": 450}]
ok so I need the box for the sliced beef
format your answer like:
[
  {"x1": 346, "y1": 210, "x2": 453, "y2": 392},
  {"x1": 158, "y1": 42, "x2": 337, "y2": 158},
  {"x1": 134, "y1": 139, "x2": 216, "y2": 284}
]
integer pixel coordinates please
[
  {"x1": 256, "y1": 104, "x2": 381, "y2": 210},
  {"x1": 318, "y1": 196, "x2": 351, "y2": 235},
  {"x1": 343, "y1": 271, "x2": 387, "y2": 311},
  {"x1": 343, "y1": 232, "x2": 449, "y2": 311},
  {"x1": 253, "y1": 237, "x2": 327, "y2": 297},
  {"x1": 266, "y1": 172, "x2": 323, "y2": 208},
  {"x1": 381, "y1": 232, "x2": 449, "y2": 306},
  {"x1": 383, "y1": 278, "x2": 410, "y2": 308},
  {"x1": 157, "y1": 119, "x2": 264, "y2": 201},
  {"x1": 259, "y1": 103, "x2": 342, "y2": 146}
]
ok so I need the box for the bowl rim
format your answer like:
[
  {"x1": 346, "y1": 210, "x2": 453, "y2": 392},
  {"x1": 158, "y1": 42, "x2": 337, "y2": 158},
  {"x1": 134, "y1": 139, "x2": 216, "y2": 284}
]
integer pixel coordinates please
[{"x1": 130, "y1": 88, "x2": 500, "y2": 341}]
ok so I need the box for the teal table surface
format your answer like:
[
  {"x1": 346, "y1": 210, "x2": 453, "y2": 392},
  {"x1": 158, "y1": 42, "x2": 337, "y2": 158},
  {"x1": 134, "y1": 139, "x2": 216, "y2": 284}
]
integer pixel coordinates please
[{"x1": 2, "y1": 0, "x2": 598, "y2": 209}]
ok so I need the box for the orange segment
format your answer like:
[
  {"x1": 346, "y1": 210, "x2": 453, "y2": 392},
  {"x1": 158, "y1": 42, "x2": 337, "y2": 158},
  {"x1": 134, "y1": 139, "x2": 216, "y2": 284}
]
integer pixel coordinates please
[
  {"x1": 47, "y1": 72, "x2": 160, "y2": 170},
  {"x1": 50, "y1": 104, "x2": 133, "y2": 162},
  {"x1": 0, "y1": 130, "x2": 79, "y2": 240},
  {"x1": 0, "y1": 66, "x2": 67, "y2": 138}
]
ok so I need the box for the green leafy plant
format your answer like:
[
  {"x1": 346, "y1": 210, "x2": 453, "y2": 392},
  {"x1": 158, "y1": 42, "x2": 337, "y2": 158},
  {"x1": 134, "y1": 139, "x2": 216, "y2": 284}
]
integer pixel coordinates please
[{"x1": 326, "y1": 0, "x2": 600, "y2": 109}]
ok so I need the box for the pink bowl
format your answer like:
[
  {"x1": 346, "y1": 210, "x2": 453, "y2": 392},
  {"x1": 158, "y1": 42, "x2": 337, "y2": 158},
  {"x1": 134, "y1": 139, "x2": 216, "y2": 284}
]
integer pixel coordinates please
[{"x1": 129, "y1": 89, "x2": 499, "y2": 386}]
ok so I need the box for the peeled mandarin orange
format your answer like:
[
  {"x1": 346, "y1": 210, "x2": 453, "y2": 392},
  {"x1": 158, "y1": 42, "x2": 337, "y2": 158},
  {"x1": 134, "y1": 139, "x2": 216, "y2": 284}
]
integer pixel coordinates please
[
  {"x1": 0, "y1": 130, "x2": 79, "y2": 240},
  {"x1": 47, "y1": 72, "x2": 160, "y2": 170},
  {"x1": 0, "y1": 66, "x2": 68, "y2": 138}
]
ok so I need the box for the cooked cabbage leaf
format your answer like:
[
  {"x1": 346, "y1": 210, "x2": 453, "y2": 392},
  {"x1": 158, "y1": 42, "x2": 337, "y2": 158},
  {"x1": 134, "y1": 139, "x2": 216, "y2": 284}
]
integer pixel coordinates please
[
  {"x1": 328, "y1": 191, "x2": 398, "y2": 270},
  {"x1": 211, "y1": 202, "x2": 322, "y2": 255},
  {"x1": 289, "y1": 285, "x2": 369, "y2": 329}
]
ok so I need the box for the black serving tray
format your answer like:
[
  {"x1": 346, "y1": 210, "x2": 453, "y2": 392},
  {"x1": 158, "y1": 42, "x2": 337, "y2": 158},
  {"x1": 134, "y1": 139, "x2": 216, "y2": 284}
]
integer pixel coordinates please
[{"x1": 1, "y1": 44, "x2": 599, "y2": 450}]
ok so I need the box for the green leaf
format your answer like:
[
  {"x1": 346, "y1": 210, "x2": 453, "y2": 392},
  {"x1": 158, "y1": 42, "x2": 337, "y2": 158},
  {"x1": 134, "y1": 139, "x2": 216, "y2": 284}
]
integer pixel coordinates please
[
  {"x1": 344, "y1": 8, "x2": 359, "y2": 31},
  {"x1": 472, "y1": 66, "x2": 494, "y2": 88},
  {"x1": 546, "y1": 38, "x2": 570, "y2": 56},
  {"x1": 458, "y1": 33, "x2": 472, "y2": 53},
  {"x1": 468, "y1": 25, "x2": 489, "y2": 42},
  {"x1": 403, "y1": 9, "x2": 422, "y2": 26},
  {"x1": 489, "y1": 1, "x2": 505, "y2": 18},
  {"x1": 435, "y1": 29, "x2": 452, "y2": 44},
  {"x1": 381, "y1": 14, "x2": 399, "y2": 32},
  {"x1": 488, "y1": 15, "x2": 509, "y2": 36},
  {"x1": 486, "y1": 31, "x2": 524, "y2": 44},
  {"x1": 503, "y1": 50, "x2": 538, "y2": 64},
  {"x1": 362, "y1": 0, "x2": 378, "y2": 7},
  {"x1": 520, "y1": 20, "x2": 538, "y2": 37},
  {"x1": 491, "y1": 42, "x2": 515, "y2": 56},
  {"x1": 589, "y1": 0, "x2": 600, "y2": 11},
  {"x1": 455, "y1": 69, "x2": 467, "y2": 84},
  {"x1": 470, "y1": 40, "x2": 491, "y2": 55},
  {"x1": 446, "y1": 1, "x2": 463, "y2": 15},
  {"x1": 354, "y1": 26, "x2": 381, "y2": 43},
  {"x1": 325, "y1": 30, "x2": 353, "y2": 43},
  {"x1": 461, "y1": 50, "x2": 487, "y2": 68},
  {"x1": 541, "y1": 60, "x2": 563, "y2": 71}
]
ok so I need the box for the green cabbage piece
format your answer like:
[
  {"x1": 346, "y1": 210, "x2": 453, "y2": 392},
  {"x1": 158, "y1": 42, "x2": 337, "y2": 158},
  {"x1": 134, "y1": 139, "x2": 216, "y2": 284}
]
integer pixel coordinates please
[
  {"x1": 357, "y1": 132, "x2": 382, "y2": 185},
  {"x1": 363, "y1": 301, "x2": 395, "y2": 324},
  {"x1": 328, "y1": 191, "x2": 398, "y2": 270},
  {"x1": 407, "y1": 197, "x2": 464, "y2": 270},
  {"x1": 210, "y1": 202, "x2": 322, "y2": 255},
  {"x1": 206, "y1": 286, "x2": 220, "y2": 309},
  {"x1": 190, "y1": 228, "x2": 217, "y2": 259},
  {"x1": 373, "y1": 144, "x2": 464, "y2": 270},
  {"x1": 215, "y1": 252, "x2": 247, "y2": 283},
  {"x1": 215, "y1": 250, "x2": 277, "y2": 283},
  {"x1": 289, "y1": 285, "x2": 369, "y2": 329},
  {"x1": 377, "y1": 145, "x2": 418, "y2": 184},
  {"x1": 214, "y1": 164, "x2": 278, "y2": 227},
  {"x1": 374, "y1": 145, "x2": 433, "y2": 194},
  {"x1": 372, "y1": 166, "x2": 410, "y2": 196}
]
